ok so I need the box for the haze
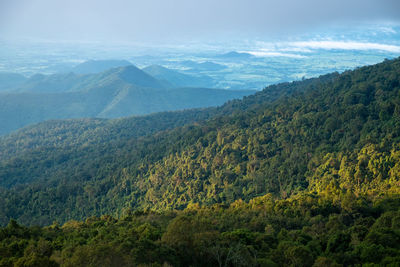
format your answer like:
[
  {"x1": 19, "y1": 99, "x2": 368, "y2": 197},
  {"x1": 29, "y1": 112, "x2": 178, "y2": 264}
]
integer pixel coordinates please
[{"x1": 1, "y1": 0, "x2": 400, "y2": 42}]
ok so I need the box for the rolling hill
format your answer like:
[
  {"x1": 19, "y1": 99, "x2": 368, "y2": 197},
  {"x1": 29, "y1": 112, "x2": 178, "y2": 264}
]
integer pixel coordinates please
[
  {"x1": 180, "y1": 60, "x2": 227, "y2": 71},
  {"x1": 217, "y1": 51, "x2": 254, "y2": 60},
  {"x1": 143, "y1": 64, "x2": 214, "y2": 88},
  {"x1": 0, "y1": 65, "x2": 254, "y2": 135},
  {"x1": 0, "y1": 72, "x2": 27, "y2": 92},
  {"x1": 16, "y1": 64, "x2": 167, "y2": 93},
  {"x1": 70, "y1": 59, "x2": 133, "y2": 74}
]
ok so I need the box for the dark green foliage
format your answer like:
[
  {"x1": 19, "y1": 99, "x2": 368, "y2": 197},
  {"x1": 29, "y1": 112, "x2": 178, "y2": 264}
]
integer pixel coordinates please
[
  {"x1": 0, "y1": 58, "x2": 400, "y2": 265},
  {"x1": 0, "y1": 194, "x2": 399, "y2": 266}
]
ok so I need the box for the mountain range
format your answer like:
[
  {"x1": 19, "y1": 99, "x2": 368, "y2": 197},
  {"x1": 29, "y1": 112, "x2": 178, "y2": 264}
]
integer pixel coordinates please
[
  {"x1": 143, "y1": 64, "x2": 214, "y2": 88},
  {"x1": 0, "y1": 72, "x2": 27, "y2": 92},
  {"x1": 70, "y1": 59, "x2": 133, "y2": 74},
  {"x1": 1, "y1": 57, "x2": 399, "y2": 224},
  {"x1": 0, "y1": 62, "x2": 253, "y2": 135}
]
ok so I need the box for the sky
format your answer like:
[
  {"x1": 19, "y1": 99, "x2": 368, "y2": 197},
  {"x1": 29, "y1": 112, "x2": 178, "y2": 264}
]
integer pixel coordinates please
[{"x1": 1, "y1": 0, "x2": 400, "y2": 42}]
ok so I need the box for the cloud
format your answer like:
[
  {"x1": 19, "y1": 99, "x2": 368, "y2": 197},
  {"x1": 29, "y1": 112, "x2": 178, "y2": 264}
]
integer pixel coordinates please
[
  {"x1": 291, "y1": 41, "x2": 400, "y2": 53},
  {"x1": 1, "y1": 0, "x2": 400, "y2": 42},
  {"x1": 277, "y1": 47, "x2": 314, "y2": 53},
  {"x1": 379, "y1": 26, "x2": 397, "y2": 34}
]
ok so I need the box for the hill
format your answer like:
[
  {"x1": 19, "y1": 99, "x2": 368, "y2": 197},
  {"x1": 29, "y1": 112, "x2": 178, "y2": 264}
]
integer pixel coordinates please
[
  {"x1": 0, "y1": 58, "x2": 399, "y2": 266},
  {"x1": 0, "y1": 72, "x2": 27, "y2": 92},
  {"x1": 217, "y1": 51, "x2": 254, "y2": 60},
  {"x1": 2, "y1": 57, "x2": 400, "y2": 224},
  {"x1": 180, "y1": 60, "x2": 227, "y2": 71},
  {"x1": 70, "y1": 59, "x2": 133, "y2": 74},
  {"x1": 16, "y1": 65, "x2": 167, "y2": 93},
  {"x1": 0, "y1": 65, "x2": 253, "y2": 135},
  {"x1": 15, "y1": 72, "x2": 87, "y2": 93},
  {"x1": 143, "y1": 64, "x2": 214, "y2": 88}
]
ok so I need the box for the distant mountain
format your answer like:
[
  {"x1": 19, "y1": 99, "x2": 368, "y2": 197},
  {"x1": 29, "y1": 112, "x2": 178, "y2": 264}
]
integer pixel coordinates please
[
  {"x1": 16, "y1": 72, "x2": 85, "y2": 93},
  {"x1": 217, "y1": 51, "x2": 253, "y2": 59},
  {"x1": 180, "y1": 60, "x2": 226, "y2": 71},
  {"x1": 97, "y1": 87, "x2": 253, "y2": 118},
  {"x1": 0, "y1": 65, "x2": 254, "y2": 135},
  {"x1": 90, "y1": 65, "x2": 168, "y2": 90},
  {"x1": 143, "y1": 64, "x2": 215, "y2": 88},
  {"x1": 0, "y1": 72, "x2": 27, "y2": 92},
  {"x1": 15, "y1": 65, "x2": 167, "y2": 93},
  {"x1": 71, "y1": 59, "x2": 132, "y2": 74}
]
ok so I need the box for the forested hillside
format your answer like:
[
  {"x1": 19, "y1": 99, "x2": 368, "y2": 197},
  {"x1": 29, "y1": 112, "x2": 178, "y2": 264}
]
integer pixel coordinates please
[
  {"x1": 0, "y1": 58, "x2": 399, "y2": 266},
  {"x1": 1, "y1": 193, "x2": 399, "y2": 266},
  {"x1": 0, "y1": 71, "x2": 337, "y2": 225}
]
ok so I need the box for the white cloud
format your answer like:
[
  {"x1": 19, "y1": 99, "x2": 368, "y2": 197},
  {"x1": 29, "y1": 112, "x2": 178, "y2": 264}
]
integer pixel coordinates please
[
  {"x1": 379, "y1": 26, "x2": 397, "y2": 34},
  {"x1": 291, "y1": 41, "x2": 400, "y2": 53},
  {"x1": 278, "y1": 47, "x2": 313, "y2": 53}
]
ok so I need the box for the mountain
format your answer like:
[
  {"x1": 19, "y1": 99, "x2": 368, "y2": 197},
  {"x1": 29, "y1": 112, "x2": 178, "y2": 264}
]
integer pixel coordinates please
[
  {"x1": 86, "y1": 65, "x2": 168, "y2": 90},
  {"x1": 217, "y1": 51, "x2": 254, "y2": 60},
  {"x1": 1, "y1": 58, "x2": 399, "y2": 266},
  {"x1": 180, "y1": 60, "x2": 227, "y2": 71},
  {"x1": 1, "y1": 57, "x2": 400, "y2": 224},
  {"x1": 0, "y1": 65, "x2": 254, "y2": 135},
  {"x1": 95, "y1": 87, "x2": 253, "y2": 118},
  {"x1": 143, "y1": 64, "x2": 215, "y2": 88},
  {"x1": 16, "y1": 65, "x2": 166, "y2": 93},
  {"x1": 0, "y1": 72, "x2": 27, "y2": 92},
  {"x1": 16, "y1": 72, "x2": 86, "y2": 93},
  {"x1": 70, "y1": 59, "x2": 133, "y2": 74}
]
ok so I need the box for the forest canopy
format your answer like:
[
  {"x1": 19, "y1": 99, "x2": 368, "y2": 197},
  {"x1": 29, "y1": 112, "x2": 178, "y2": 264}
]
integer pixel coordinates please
[{"x1": 0, "y1": 58, "x2": 400, "y2": 266}]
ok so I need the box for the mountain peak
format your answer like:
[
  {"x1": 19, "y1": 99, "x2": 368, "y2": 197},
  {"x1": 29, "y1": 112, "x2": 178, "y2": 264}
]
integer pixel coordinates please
[
  {"x1": 72, "y1": 59, "x2": 133, "y2": 74},
  {"x1": 108, "y1": 65, "x2": 167, "y2": 89},
  {"x1": 218, "y1": 51, "x2": 253, "y2": 59}
]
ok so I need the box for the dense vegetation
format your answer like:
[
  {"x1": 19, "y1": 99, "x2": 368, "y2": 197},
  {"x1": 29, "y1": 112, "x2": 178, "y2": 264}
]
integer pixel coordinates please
[
  {"x1": 0, "y1": 71, "x2": 334, "y2": 225},
  {"x1": 0, "y1": 58, "x2": 399, "y2": 265},
  {"x1": 1, "y1": 193, "x2": 399, "y2": 266}
]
